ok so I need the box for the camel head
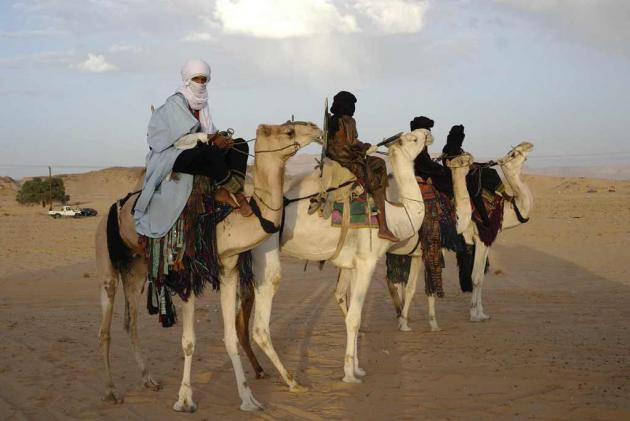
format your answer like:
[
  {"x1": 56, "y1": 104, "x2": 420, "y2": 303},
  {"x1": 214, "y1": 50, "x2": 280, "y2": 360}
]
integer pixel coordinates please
[
  {"x1": 255, "y1": 121, "x2": 322, "y2": 162},
  {"x1": 497, "y1": 141, "x2": 534, "y2": 170},
  {"x1": 445, "y1": 152, "x2": 474, "y2": 176},
  {"x1": 389, "y1": 128, "x2": 434, "y2": 162}
]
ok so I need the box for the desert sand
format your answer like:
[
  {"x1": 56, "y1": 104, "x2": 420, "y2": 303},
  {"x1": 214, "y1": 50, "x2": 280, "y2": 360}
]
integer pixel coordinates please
[{"x1": 1, "y1": 167, "x2": 629, "y2": 420}]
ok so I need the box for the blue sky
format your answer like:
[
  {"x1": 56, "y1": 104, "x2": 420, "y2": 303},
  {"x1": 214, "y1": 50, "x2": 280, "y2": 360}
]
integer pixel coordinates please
[{"x1": 1, "y1": 0, "x2": 629, "y2": 178}]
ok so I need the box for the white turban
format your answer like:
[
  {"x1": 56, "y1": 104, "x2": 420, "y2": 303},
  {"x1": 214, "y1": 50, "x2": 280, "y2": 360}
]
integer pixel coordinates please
[{"x1": 178, "y1": 59, "x2": 214, "y2": 133}]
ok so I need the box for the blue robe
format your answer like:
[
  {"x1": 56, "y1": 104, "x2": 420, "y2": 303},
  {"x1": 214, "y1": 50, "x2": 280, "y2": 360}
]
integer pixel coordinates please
[{"x1": 134, "y1": 93, "x2": 202, "y2": 238}]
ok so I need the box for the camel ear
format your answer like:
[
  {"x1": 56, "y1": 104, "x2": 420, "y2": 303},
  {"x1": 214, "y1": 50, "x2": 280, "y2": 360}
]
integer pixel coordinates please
[
  {"x1": 256, "y1": 124, "x2": 272, "y2": 137},
  {"x1": 401, "y1": 132, "x2": 417, "y2": 143}
]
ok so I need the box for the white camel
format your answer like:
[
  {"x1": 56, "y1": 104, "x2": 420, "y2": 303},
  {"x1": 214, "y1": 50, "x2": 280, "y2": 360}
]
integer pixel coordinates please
[
  {"x1": 356, "y1": 153, "x2": 474, "y2": 332},
  {"x1": 244, "y1": 129, "x2": 431, "y2": 387},
  {"x1": 385, "y1": 142, "x2": 534, "y2": 330},
  {"x1": 95, "y1": 121, "x2": 322, "y2": 412}
]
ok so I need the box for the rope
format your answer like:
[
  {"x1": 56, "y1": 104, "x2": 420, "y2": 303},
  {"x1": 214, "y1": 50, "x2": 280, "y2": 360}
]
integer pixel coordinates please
[{"x1": 282, "y1": 180, "x2": 355, "y2": 206}]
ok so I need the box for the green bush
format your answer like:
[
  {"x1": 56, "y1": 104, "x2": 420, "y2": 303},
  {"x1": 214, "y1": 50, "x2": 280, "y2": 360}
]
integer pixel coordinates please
[{"x1": 16, "y1": 177, "x2": 69, "y2": 205}]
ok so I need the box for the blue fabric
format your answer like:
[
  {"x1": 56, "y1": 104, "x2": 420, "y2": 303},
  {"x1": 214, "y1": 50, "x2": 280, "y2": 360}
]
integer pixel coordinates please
[{"x1": 134, "y1": 93, "x2": 201, "y2": 238}]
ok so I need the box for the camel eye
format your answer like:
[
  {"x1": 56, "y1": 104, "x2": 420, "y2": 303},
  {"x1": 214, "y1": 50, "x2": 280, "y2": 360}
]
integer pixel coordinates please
[{"x1": 286, "y1": 129, "x2": 295, "y2": 137}]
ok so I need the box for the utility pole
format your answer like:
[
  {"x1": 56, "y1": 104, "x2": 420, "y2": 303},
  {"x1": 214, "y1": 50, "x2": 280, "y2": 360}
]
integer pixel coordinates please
[{"x1": 48, "y1": 165, "x2": 53, "y2": 210}]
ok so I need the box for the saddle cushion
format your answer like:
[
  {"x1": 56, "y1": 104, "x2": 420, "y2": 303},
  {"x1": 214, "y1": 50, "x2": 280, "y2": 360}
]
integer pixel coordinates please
[
  {"x1": 472, "y1": 189, "x2": 504, "y2": 246},
  {"x1": 331, "y1": 195, "x2": 378, "y2": 228}
]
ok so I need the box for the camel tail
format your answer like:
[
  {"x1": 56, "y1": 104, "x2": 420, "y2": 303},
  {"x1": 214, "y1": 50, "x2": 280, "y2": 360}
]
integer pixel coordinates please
[{"x1": 106, "y1": 202, "x2": 133, "y2": 275}]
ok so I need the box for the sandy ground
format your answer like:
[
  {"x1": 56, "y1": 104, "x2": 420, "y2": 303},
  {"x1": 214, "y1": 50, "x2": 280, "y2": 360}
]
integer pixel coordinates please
[{"x1": 1, "y1": 169, "x2": 629, "y2": 420}]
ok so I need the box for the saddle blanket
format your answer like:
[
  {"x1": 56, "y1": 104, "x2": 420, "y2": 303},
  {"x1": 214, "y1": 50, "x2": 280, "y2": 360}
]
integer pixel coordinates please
[{"x1": 331, "y1": 195, "x2": 378, "y2": 228}]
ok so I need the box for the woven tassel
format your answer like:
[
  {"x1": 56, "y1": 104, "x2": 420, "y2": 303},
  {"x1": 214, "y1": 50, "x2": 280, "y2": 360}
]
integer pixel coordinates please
[{"x1": 146, "y1": 279, "x2": 159, "y2": 315}]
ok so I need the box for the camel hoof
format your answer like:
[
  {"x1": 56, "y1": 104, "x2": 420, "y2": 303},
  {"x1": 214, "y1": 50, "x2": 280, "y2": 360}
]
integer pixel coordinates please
[
  {"x1": 479, "y1": 313, "x2": 491, "y2": 321},
  {"x1": 355, "y1": 367, "x2": 366, "y2": 377},
  {"x1": 430, "y1": 325, "x2": 442, "y2": 332},
  {"x1": 173, "y1": 399, "x2": 197, "y2": 413},
  {"x1": 342, "y1": 375, "x2": 362, "y2": 384},
  {"x1": 398, "y1": 318, "x2": 412, "y2": 332},
  {"x1": 289, "y1": 383, "x2": 309, "y2": 393},
  {"x1": 102, "y1": 389, "x2": 124, "y2": 404},
  {"x1": 240, "y1": 395, "x2": 265, "y2": 411},
  {"x1": 143, "y1": 376, "x2": 162, "y2": 391},
  {"x1": 255, "y1": 371, "x2": 267, "y2": 380}
]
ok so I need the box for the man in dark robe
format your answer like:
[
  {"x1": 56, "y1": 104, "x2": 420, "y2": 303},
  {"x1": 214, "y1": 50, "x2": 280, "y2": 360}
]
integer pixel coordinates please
[
  {"x1": 326, "y1": 91, "x2": 399, "y2": 242},
  {"x1": 410, "y1": 116, "x2": 453, "y2": 195},
  {"x1": 442, "y1": 125, "x2": 502, "y2": 226}
]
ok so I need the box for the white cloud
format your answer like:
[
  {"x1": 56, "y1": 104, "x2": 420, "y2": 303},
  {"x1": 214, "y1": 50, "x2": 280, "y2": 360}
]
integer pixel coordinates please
[
  {"x1": 213, "y1": 0, "x2": 359, "y2": 38},
  {"x1": 354, "y1": 0, "x2": 430, "y2": 34},
  {"x1": 73, "y1": 54, "x2": 117, "y2": 72},
  {"x1": 181, "y1": 32, "x2": 216, "y2": 42}
]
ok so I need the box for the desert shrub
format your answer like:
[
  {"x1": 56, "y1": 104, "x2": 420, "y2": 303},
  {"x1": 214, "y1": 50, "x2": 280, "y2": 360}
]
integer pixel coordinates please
[{"x1": 16, "y1": 177, "x2": 69, "y2": 205}]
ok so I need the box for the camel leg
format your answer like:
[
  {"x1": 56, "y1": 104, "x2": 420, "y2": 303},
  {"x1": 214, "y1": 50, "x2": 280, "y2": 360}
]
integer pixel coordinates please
[
  {"x1": 173, "y1": 295, "x2": 197, "y2": 413},
  {"x1": 427, "y1": 294, "x2": 440, "y2": 332},
  {"x1": 399, "y1": 255, "x2": 420, "y2": 332},
  {"x1": 470, "y1": 241, "x2": 490, "y2": 322},
  {"x1": 98, "y1": 272, "x2": 122, "y2": 403},
  {"x1": 96, "y1": 216, "x2": 123, "y2": 404},
  {"x1": 236, "y1": 287, "x2": 266, "y2": 379},
  {"x1": 220, "y1": 269, "x2": 264, "y2": 411},
  {"x1": 343, "y1": 259, "x2": 375, "y2": 383},
  {"x1": 251, "y1": 244, "x2": 306, "y2": 392},
  {"x1": 353, "y1": 330, "x2": 366, "y2": 377},
  {"x1": 121, "y1": 259, "x2": 160, "y2": 390},
  {"x1": 334, "y1": 268, "x2": 351, "y2": 317},
  {"x1": 385, "y1": 276, "x2": 403, "y2": 321}
]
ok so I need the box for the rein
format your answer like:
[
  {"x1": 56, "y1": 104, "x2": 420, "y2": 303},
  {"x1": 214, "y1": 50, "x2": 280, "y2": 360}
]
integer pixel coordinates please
[
  {"x1": 282, "y1": 180, "x2": 355, "y2": 207},
  {"x1": 511, "y1": 197, "x2": 530, "y2": 224},
  {"x1": 249, "y1": 196, "x2": 281, "y2": 234}
]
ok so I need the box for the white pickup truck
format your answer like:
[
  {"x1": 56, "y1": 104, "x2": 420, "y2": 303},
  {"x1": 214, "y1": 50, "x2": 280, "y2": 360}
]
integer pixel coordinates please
[{"x1": 48, "y1": 206, "x2": 82, "y2": 218}]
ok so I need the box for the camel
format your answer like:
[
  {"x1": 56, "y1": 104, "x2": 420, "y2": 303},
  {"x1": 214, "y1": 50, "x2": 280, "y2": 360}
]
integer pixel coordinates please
[
  {"x1": 343, "y1": 152, "x2": 475, "y2": 333},
  {"x1": 240, "y1": 129, "x2": 431, "y2": 387},
  {"x1": 384, "y1": 142, "x2": 534, "y2": 330},
  {"x1": 95, "y1": 121, "x2": 322, "y2": 412}
]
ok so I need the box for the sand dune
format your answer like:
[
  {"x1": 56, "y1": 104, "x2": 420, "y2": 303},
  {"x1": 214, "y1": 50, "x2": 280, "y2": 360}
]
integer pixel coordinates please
[{"x1": 0, "y1": 167, "x2": 629, "y2": 419}]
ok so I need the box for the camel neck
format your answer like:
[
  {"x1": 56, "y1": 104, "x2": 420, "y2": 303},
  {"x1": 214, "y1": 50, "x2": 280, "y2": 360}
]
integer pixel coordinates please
[
  {"x1": 450, "y1": 167, "x2": 472, "y2": 233},
  {"x1": 502, "y1": 162, "x2": 532, "y2": 219},
  {"x1": 252, "y1": 156, "x2": 284, "y2": 226},
  {"x1": 390, "y1": 149, "x2": 424, "y2": 217}
]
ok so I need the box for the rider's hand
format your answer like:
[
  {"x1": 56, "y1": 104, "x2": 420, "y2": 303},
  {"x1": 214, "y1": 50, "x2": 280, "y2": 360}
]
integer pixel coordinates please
[
  {"x1": 212, "y1": 134, "x2": 234, "y2": 150},
  {"x1": 366, "y1": 144, "x2": 378, "y2": 155}
]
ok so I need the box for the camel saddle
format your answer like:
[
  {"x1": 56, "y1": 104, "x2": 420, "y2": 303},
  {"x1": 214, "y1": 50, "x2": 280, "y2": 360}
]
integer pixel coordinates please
[{"x1": 315, "y1": 158, "x2": 362, "y2": 218}]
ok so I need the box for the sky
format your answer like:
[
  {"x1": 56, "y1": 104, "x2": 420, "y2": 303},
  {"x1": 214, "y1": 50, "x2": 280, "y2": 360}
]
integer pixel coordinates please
[{"x1": 1, "y1": 0, "x2": 630, "y2": 178}]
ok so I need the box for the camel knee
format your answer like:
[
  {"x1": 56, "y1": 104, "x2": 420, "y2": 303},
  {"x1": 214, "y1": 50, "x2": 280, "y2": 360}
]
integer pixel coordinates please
[
  {"x1": 345, "y1": 316, "x2": 360, "y2": 332},
  {"x1": 99, "y1": 329, "x2": 110, "y2": 346},
  {"x1": 182, "y1": 341, "x2": 195, "y2": 357},
  {"x1": 102, "y1": 278, "x2": 118, "y2": 299},
  {"x1": 252, "y1": 327, "x2": 270, "y2": 350}
]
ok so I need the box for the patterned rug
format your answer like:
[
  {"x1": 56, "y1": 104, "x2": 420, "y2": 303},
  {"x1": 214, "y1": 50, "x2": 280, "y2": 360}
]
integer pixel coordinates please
[
  {"x1": 143, "y1": 176, "x2": 253, "y2": 327},
  {"x1": 472, "y1": 189, "x2": 504, "y2": 246},
  {"x1": 331, "y1": 195, "x2": 378, "y2": 228}
]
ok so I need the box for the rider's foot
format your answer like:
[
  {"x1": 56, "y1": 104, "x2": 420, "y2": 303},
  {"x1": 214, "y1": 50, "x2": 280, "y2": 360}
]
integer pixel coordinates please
[
  {"x1": 378, "y1": 228, "x2": 399, "y2": 242},
  {"x1": 234, "y1": 192, "x2": 253, "y2": 217},
  {"x1": 215, "y1": 188, "x2": 239, "y2": 208}
]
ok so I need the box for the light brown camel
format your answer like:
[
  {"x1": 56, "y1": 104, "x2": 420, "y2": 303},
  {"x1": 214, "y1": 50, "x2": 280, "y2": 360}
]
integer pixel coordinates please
[{"x1": 95, "y1": 121, "x2": 322, "y2": 412}]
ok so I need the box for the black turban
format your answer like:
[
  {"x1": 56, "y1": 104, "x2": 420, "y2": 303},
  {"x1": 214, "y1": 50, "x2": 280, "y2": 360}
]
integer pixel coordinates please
[
  {"x1": 410, "y1": 116, "x2": 434, "y2": 131},
  {"x1": 330, "y1": 90, "x2": 357, "y2": 117},
  {"x1": 443, "y1": 124, "x2": 465, "y2": 156}
]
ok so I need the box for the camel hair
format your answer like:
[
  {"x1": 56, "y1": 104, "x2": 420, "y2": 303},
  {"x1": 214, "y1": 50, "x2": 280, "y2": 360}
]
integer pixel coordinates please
[
  {"x1": 384, "y1": 142, "x2": 534, "y2": 331},
  {"x1": 236, "y1": 129, "x2": 432, "y2": 388},
  {"x1": 95, "y1": 121, "x2": 322, "y2": 412}
]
